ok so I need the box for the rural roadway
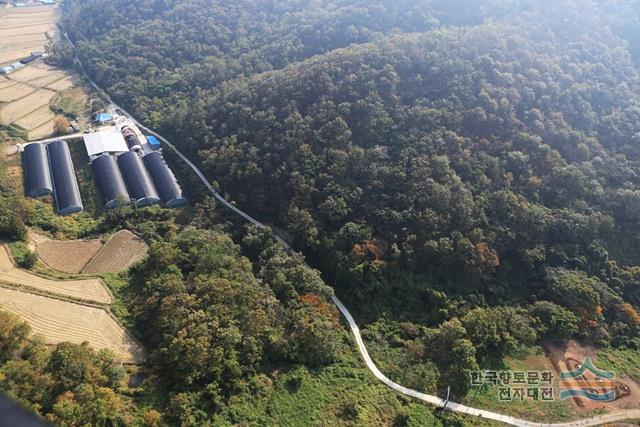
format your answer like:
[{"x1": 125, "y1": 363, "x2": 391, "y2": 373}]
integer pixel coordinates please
[{"x1": 61, "y1": 30, "x2": 640, "y2": 427}]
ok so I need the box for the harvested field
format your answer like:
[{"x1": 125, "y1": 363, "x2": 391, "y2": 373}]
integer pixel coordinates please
[
  {"x1": 83, "y1": 230, "x2": 149, "y2": 274},
  {"x1": 0, "y1": 287, "x2": 143, "y2": 363},
  {"x1": 14, "y1": 105, "x2": 54, "y2": 130},
  {"x1": 9, "y1": 63, "x2": 61, "y2": 82},
  {"x1": 28, "y1": 72, "x2": 68, "y2": 88},
  {"x1": 0, "y1": 244, "x2": 112, "y2": 304},
  {"x1": 0, "y1": 88, "x2": 55, "y2": 124},
  {"x1": 0, "y1": 48, "x2": 40, "y2": 65},
  {"x1": 0, "y1": 79, "x2": 16, "y2": 90},
  {"x1": 0, "y1": 82, "x2": 34, "y2": 102},
  {"x1": 0, "y1": 4, "x2": 87, "y2": 140},
  {"x1": 31, "y1": 231, "x2": 103, "y2": 274},
  {"x1": 0, "y1": 33, "x2": 48, "y2": 45},
  {"x1": 28, "y1": 119, "x2": 55, "y2": 140},
  {"x1": 47, "y1": 76, "x2": 74, "y2": 91},
  {"x1": 0, "y1": 25, "x2": 56, "y2": 42}
]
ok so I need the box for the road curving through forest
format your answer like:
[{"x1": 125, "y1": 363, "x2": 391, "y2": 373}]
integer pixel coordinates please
[{"x1": 62, "y1": 28, "x2": 640, "y2": 427}]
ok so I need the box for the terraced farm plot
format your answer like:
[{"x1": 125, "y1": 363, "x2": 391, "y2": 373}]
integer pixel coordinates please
[
  {"x1": 28, "y1": 119, "x2": 55, "y2": 140},
  {"x1": 83, "y1": 230, "x2": 149, "y2": 274},
  {"x1": 31, "y1": 232, "x2": 103, "y2": 274},
  {"x1": 47, "y1": 76, "x2": 74, "y2": 91},
  {"x1": 0, "y1": 4, "x2": 88, "y2": 140},
  {"x1": 0, "y1": 82, "x2": 34, "y2": 102},
  {"x1": 14, "y1": 105, "x2": 55, "y2": 131},
  {"x1": 28, "y1": 71, "x2": 68, "y2": 88},
  {"x1": 0, "y1": 245, "x2": 112, "y2": 304},
  {"x1": 0, "y1": 33, "x2": 48, "y2": 45},
  {"x1": 0, "y1": 24, "x2": 56, "y2": 40},
  {"x1": 0, "y1": 88, "x2": 55, "y2": 124},
  {"x1": 0, "y1": 288, "x2": 143, "y2": 364},
  {"x1": 0, "y1": 48, "x2": 39, "y2": 65},
  {"x1": 0, "y1": 79, "x2": 16, "y2": 90},
  {"x1": 10, "y1": 63, "x2": 60, "y2": 82}
]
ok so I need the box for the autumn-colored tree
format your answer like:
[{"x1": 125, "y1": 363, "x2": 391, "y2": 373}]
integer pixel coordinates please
[
  {"x1": 616, "y1": 303, "x2": 640, "y2": 327},
  {"x1": 53, "y1": 116, "x2": 71, "y2": 135},
  {"x1": 474, "y1": 242, "x2": 500, "y2": 277}
]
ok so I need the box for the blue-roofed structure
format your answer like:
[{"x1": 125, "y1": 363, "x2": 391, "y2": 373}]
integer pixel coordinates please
[
  {"x1": 94, "y1": 113, "x2": 113, "y2": 125},
  {"x1": 146, "y1": 135, "x2": 161, "y2": 149}
]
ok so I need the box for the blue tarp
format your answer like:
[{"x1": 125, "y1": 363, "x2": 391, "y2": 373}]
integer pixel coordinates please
[{"x1": 146, "y1": 135, "x2": 161, "y2": 146}]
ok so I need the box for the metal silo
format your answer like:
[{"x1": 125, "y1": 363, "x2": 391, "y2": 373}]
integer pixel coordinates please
[
  {"x1": 143, "y1": 152, "x2": 187, "y2": 208},
  {"x1": 92, "y1": 154, "x2": 131, "y2": 209},
  {"x1": 22, "y1": 143, "x2": 53, "y2": 197},
  {"x1": 117, "y1": 151, "x2": 160, "y2": 207},
  {"x1": 47, "y1": 140, "x2": 83, "y2": 215}
]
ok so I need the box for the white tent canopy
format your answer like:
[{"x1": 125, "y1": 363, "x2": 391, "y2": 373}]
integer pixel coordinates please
[{"x1": 83, "y1": 128, "x2": 128, "y2": 158}]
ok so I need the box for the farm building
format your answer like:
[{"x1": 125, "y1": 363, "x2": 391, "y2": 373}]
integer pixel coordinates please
[
  {"x1": 117, "y1": 151, "x2": 160, "y2": 208},
  {"x1": 94, "y1": 113, "x2": 113, "y2": 125},
  {"x1": 83, "y1": 128, "x2": 128, "y2": 159},
  {"x1": 22, "y1": 143, "x2": 53, "y2": 197},
  {"x1": 92, "y1": 154, "x2": 130, "y2": 209},
  {"x1": 20, "y1": 51, "x2": 43, "y2": 65},
  {"x1": 47, "y1": 140, "x2": 83, "y2": 215},
  {"x1": 143, "y1": 152, "x2": 186, "y2": 208}
]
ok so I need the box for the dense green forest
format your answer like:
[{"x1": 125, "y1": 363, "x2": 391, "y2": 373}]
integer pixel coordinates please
[{"x1": 6, "y1": 0, "x2": 640, "y2": 424}]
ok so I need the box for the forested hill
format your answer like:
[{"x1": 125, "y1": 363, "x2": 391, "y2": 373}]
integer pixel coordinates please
[{"x1": 61, "y1": 0, "x2": 640, "y2": 403}]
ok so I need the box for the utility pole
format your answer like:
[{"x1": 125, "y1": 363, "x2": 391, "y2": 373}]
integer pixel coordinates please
[{"x1": 443, "y1": 386, "x2": 451, "y2": 410}]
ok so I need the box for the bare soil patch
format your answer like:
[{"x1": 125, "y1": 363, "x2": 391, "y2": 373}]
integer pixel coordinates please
[
  {"x1": 83, "y1": 230, "x2": 149, "y2": 274},
  {"x1": 0, "y1": 287, "x2": 143, "y2": 364},
  {"x1": 0, "y1": 244, "x2": 112, "y2": 304},
  {"x1": 30, "y1": 231, "x2": 103, "y2": 274},
  {"x1": 546, "y1": 340, "x2": 640, "y2": 413}
]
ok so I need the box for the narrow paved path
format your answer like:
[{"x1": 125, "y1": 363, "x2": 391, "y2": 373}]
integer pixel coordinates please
[
  {"x1": 62, "y1": 28, "x2": 640, "y2": 427},
  {"x1": 24, "y1": 132, "x2": 84, "y2": 145},
  {"x1": 332, "y1": 296, "x2": 640, "y2": 427}
]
